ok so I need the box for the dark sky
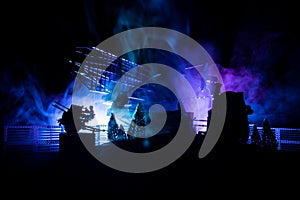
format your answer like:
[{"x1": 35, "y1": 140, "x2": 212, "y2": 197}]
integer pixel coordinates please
[{"x1": 1, "y1": 0, "x2": 299, "y2": 126}]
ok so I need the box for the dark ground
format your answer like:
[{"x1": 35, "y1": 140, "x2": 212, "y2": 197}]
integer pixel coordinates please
[{"x1": 1, "y1": 133, "x2": 299, "y2": 198}]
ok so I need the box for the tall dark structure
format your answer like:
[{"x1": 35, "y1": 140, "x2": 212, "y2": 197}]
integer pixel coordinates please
[{"x1": 208, "y1": 91, "x2": 253, "y2": 147}]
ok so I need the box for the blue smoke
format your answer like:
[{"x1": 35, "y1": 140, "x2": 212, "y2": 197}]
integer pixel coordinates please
[
  {"x1": 220, "y1": 31, "x2": 300, "y2": 127},
  {"x1": 113, "y1": 0, "x2": 190, "y2": 35},
  {"x1": 0, "y1": 61, "x2": 73, "y2": 126}
]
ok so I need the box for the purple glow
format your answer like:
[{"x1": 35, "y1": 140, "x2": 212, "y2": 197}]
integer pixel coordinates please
[
  {"x1": 218, "y1": 65, "x2": 264, "y2": 102},
  {"x1": 218, "y1": 30, "x2": 300, "y2": 127},
  {"x1": 1, "y1": 0, "x2": 299, "y2": 131}
]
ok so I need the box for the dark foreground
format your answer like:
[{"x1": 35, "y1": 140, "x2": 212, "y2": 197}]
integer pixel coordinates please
[{"x1": 1, "y1": 134, "x2": 299, "y2": 198}]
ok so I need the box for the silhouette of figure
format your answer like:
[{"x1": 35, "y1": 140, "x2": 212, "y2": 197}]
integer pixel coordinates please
[
  {"x1": 80, "y1": 105, "x2": 96, "y2": 123},
  {"x1": 89, "y1": 105, "x2": 95, "y2": 120},
  {"x1": 107, "y1": 113, "x2": 119, "y2": 141}
]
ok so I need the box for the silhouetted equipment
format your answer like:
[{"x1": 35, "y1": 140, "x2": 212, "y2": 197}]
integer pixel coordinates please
[
  {"x1": 208, "y1": 91, "x2": 253, "y2": 146},
  {"x1": 52, "y1": 101, "x2": 100, "y2": 134},
  {"x1": 52, "y1": 101, "x2": 69, "y2": 111}
]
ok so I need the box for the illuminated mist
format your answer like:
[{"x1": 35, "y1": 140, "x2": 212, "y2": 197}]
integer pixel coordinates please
[
  {"x1": 216, "y1": 31, "x2": 300, "y2": 127},
  {"x1": 0, "y1": 62, "x2": 73, "y2": 126},
  {"x1": 1, "y1": 0, "x2": 299, "y2": 129}
]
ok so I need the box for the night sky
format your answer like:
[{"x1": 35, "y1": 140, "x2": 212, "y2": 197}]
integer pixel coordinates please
[{"x1": 1, "y1": 0, "x2": 299, "y2": 127}]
